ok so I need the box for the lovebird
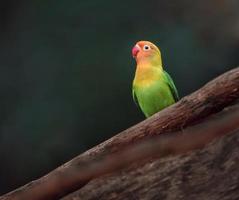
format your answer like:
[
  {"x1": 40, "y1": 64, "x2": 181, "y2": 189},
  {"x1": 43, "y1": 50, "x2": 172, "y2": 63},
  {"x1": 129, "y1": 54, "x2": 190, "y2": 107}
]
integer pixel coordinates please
[{"x1": 132, "y1": 41, "x2": 179, "y2": 118}]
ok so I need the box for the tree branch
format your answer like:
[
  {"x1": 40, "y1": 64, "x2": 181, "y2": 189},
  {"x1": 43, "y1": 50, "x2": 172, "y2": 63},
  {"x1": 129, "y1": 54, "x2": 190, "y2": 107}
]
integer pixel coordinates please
[
  {"x1": 1, "y1": 67, "x2": 239, "y2": 200},
  {"x1": 63, "y1": 116, "x2": 239, "y2": 200}
]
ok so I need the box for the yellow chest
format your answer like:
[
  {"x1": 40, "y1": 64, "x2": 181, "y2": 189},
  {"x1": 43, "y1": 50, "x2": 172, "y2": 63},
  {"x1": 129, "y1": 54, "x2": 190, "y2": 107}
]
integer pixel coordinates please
[{"x1": 133, "y1": 65, "x2": 162, "y2": 88}]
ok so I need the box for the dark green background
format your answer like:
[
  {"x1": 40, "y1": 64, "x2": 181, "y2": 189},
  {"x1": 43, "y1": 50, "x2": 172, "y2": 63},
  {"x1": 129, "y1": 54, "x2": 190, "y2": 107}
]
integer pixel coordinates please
[{"x1": 0, "y1": 0, "x2": 238, "y2": 194}]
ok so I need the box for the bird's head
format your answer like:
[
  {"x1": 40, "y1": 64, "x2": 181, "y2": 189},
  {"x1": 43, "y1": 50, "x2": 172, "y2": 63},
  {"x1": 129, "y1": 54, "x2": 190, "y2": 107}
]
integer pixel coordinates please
[{"x1": 132, "y1": 41, "x2": 162, "y2": 67}]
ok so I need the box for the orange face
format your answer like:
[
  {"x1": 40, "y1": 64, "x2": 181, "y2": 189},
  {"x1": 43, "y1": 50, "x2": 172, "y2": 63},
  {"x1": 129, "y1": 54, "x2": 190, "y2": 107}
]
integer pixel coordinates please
[{"x1": 132, "y1": 41, "x2": 160, "y2": 62}]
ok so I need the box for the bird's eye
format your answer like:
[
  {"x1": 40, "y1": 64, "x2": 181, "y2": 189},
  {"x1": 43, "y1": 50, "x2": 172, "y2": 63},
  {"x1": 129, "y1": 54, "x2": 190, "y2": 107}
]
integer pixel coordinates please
[{"x1": 143, "y1": 45, "x2": 151, "y2": 51}]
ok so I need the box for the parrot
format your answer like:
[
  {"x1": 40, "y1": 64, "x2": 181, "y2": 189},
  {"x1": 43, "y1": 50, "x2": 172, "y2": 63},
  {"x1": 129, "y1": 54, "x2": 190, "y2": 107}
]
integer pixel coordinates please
[{"x1": 132, "y1": 41, "x2": 179, "y2": 118}]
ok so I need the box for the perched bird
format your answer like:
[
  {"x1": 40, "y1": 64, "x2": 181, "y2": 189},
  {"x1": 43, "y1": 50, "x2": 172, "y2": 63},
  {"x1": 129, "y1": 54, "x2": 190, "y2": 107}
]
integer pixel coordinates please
[{"x1": 132, "y1": 41, "x2": 179, "y2": 118}]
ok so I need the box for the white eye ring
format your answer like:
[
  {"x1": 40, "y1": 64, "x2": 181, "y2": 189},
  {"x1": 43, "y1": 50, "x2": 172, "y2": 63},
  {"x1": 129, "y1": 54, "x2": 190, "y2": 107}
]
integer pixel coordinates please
[{"x1": 143, "y1": 45, "x2": 151, "y2": 51}]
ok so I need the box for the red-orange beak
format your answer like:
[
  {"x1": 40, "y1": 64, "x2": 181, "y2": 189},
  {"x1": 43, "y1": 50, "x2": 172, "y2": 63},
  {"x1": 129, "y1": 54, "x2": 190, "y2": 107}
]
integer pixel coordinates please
[{"x1": 132, "y1": 45, "x2": 140, "y2": 58}]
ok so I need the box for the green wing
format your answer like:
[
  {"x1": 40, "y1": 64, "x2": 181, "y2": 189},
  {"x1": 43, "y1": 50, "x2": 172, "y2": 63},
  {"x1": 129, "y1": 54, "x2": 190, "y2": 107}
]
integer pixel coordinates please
[{"x1": 163, "y1": 70, "x2": 179, "y2": 101}]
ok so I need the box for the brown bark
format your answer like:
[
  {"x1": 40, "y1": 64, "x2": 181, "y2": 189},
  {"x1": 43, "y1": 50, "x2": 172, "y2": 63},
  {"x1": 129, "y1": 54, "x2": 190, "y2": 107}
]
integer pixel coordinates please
[
  {"x1": 61, "y1": 102, "x2": 239, "y2": 199},
  {"x1": 1, "y1": 67, "x2": 239, "y2": 200},
  {"x1": 63, "y1": 126, "x2": 239, "y2": 200}
]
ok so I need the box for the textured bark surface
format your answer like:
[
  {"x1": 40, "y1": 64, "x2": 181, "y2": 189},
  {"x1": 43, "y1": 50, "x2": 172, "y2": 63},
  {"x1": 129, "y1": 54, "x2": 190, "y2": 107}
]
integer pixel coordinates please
[
  {"x1": 63, "y1": 129, "x2": 239, "y2": 200},
  {"x1": 1, "y1": 67, "x2": 239, "y2": 200}
]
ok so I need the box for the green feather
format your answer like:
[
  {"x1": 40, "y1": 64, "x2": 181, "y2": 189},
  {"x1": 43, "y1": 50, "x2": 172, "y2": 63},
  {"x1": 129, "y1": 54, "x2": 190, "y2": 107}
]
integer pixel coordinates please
[
  {"x1": 163, "y1": 70, "x2": 179, "y2": 101},
  {"x1": 132, "y1": 70, "x2": 179, "y2": 118},
  {"x1": 132, "y1": 88, "x2": 138, "y2": 106}
]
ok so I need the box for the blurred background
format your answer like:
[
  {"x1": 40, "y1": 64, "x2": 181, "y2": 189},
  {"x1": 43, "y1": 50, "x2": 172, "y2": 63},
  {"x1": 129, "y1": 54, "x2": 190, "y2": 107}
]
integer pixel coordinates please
[{"x1": 0, "y1": 0, "x2": 238, "y2": 194}]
